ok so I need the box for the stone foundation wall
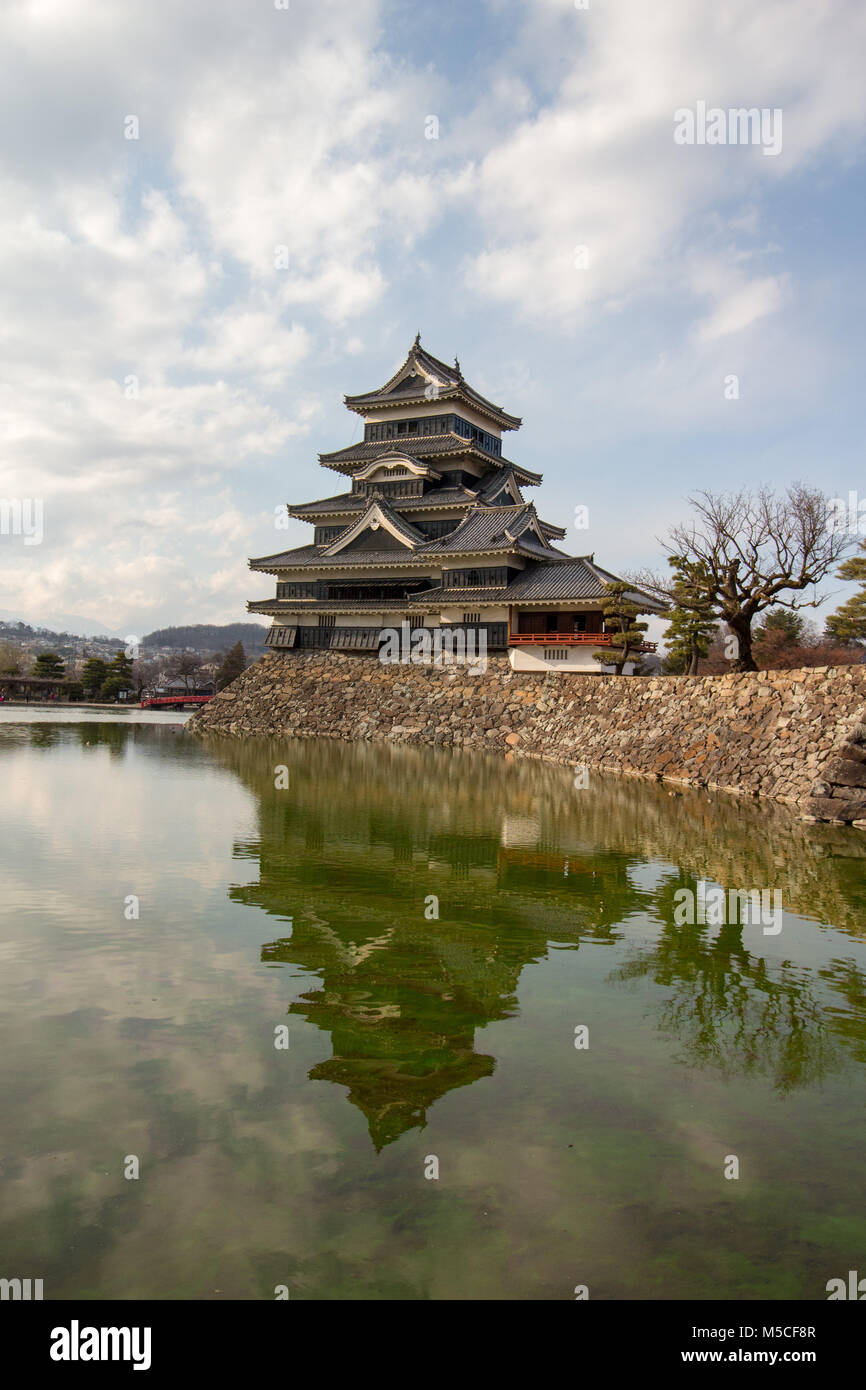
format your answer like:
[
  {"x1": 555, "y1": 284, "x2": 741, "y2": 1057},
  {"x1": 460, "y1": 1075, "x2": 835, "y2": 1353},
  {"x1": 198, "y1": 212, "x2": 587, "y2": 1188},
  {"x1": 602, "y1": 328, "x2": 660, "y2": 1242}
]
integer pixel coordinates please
[{"x1": 187, "y1": 652, "x2": 866, "y2": 824}]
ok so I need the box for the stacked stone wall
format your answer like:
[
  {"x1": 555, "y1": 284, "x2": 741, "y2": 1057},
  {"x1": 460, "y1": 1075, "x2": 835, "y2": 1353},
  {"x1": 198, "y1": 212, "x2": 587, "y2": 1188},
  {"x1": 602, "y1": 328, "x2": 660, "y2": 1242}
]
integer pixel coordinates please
[{"x1": 188, "y1": 652, "x2": 866, "y2": 824}]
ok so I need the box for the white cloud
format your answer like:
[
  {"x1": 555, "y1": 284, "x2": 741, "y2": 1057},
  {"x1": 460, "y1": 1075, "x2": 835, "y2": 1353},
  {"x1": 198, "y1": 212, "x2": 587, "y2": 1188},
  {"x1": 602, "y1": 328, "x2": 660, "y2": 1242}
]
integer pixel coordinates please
[
  {"x1": 462, "y1": 0, "x2": 866, "y2": 327},
  {"x1": 693, "y1": 271, "x2": 789, "y2": 343},
  {"x1": 0, "y1": 0, "x2": 863, "y2": 631},
  {"x1": 0, "y1": 0, "x2": 448, "y2": 628}
]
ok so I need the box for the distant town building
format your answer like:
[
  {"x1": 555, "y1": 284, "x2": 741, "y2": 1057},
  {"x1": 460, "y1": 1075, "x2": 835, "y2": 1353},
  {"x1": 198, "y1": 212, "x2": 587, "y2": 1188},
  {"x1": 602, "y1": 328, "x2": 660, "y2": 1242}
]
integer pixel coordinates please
[{"x1": 249, "y1": 339, "x2": 662, "y2": 671}]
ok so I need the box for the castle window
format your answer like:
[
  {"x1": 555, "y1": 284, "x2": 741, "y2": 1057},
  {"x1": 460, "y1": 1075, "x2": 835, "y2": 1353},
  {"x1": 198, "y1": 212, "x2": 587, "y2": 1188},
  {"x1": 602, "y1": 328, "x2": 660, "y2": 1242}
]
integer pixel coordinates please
[
  {"x1": 361, "y1": 415, "x2": 499, "y2": 454},
  {"x1": 277, "y1": 581, "x2": 316, "y2": 599},
  {"x1": 363, "y1": 479, "x2": 423, "y2": 498},
  {"x1": 443, "y1": 567, "x2": 509, "y2": 588},
  {"x1": 415, "y1": 519, "x2": 457, "y2": 538},
  {"x1": 314, "y1": 526, "x2": 345, "y2": 545}
]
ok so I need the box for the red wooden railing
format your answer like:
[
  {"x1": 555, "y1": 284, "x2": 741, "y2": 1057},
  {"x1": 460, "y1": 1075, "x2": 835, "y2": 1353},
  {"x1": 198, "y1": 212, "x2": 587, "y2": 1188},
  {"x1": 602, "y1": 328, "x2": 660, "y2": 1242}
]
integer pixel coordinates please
[{"x1": 140, "y1": 695, "x2": 214, "y2": 708}]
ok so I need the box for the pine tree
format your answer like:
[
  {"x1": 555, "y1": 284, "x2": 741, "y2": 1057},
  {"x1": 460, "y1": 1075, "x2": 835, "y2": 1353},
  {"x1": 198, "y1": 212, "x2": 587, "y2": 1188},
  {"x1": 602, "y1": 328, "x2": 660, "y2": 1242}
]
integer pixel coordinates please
[
  {"x1": 825, "y1": 541, "x2": 866, "y2": 645},
  {"x1": 108, "y1": 651, "x2": 134, "y2": 683},
  {"x1": 216, "y1": 641, "x2": 247, "y2": 691},
  {"x1": 99, "y1": 652, "x2": 134, "y2": 702},
  {"x1": 33, "y1": 651, "x2": 65, "y2": 680},
  {"x1": 592, "y1": 582, "x2": 649, "y2": 675},
  {"x1": 755, "y1": 608, "x2": 805, "y2": 645},
  {"x1": 662, "y1": 556, "x2": 718, "y2": 675},
  {"x1": 81, "y1": 657, "x2": 108, "y2": 696}
]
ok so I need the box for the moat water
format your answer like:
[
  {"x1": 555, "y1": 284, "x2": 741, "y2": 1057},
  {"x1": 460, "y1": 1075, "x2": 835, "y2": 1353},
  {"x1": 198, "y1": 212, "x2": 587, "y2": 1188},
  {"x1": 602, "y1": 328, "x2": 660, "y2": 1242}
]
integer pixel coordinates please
[{"x1": 1, "y1": 713, "x2": 865, "y2": 1300}]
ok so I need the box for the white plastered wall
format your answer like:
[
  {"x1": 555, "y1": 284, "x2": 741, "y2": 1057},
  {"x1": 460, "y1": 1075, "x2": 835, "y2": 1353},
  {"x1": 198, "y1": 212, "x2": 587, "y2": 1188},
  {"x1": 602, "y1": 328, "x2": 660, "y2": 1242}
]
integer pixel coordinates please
[{"x1": 509, "y1": 645, "x2": 635, "y2": 674}]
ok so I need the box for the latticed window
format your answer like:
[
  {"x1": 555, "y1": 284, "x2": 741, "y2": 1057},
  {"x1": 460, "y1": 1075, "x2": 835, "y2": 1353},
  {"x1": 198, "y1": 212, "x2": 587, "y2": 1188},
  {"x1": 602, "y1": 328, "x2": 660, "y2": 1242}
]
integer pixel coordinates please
[
  {"x1": 444, "y1": 567, "x2": 509, "y2": 588},
  {"x1": 440, "y1": 622, "x2": 507, "y2": 649},
  {"x1": 361, "y1": 414, "x2": 500, "y2": 455},
  {"x1": 318, "y1": 614, "x2": 336, "y2": 627},
  {"x1": 450, "y1": 416, "x2": 502, "y2": 457},
  {"x1": 415, "y1": 518, "x2": 458, "y2": 538},
  {"x1": 373, "y1": 480, "x2": 423, "y2": 498},
  {"x1": 364, "y1": 415, "x2": 453, "y2": 442},
  {"x1": 314, "y1": 526, "x2": 345, "y2": 545},
  {"x1": 276, "y1": 581, "x2": 316, "y2": 599},
  {"x1": 351, "y1": 478, "x2": 423, "y2": 498}
]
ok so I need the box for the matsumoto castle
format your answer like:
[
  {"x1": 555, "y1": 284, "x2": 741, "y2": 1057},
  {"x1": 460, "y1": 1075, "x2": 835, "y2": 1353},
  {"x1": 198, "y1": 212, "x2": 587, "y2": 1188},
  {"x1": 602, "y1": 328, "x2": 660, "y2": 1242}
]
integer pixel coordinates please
[{"x1": 250, "y1": 338, "x2": 662, "y2": 672}]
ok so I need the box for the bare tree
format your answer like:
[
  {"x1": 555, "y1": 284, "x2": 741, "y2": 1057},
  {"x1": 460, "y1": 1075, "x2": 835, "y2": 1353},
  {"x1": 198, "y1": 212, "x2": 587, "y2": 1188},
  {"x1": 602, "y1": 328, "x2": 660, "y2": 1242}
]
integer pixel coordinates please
[
  {"x1": 164, "y1": 650, "x2": 206, "y2": 692},
  {"x1": 0, "y1": 639, "x2": 29, "y2": 674},
  {"x1": 661, "y1": 485, "x2": 851, "y2": 672},
  {"x1": 130, "y1": 656, "x2": 161, "y2": 700}
]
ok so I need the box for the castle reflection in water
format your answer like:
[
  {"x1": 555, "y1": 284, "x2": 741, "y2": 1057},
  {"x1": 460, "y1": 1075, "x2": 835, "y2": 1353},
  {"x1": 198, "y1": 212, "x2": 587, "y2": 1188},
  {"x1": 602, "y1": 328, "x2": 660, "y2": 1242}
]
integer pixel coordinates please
[{"x1": 200, "y1": 735, "x2": 866, "y2": 1150}]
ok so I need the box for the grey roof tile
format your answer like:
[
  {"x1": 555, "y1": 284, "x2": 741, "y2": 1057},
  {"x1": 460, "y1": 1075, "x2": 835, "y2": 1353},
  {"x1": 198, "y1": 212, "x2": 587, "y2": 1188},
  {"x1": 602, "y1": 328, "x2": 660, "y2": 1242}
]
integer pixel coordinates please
[
  {"x1": 344, "y1": 340, "x2": 523, "y2": 430},
  {"x1": 250, "y1": 543, "x2": 322, "y2": 570},
  {"x1": 323, "y1": 495, "x2": 427, "y2": 553},
  {"x1": 249, "y1": 597, "x2": 429, "y2": 613},
  {"x1": 250, "y1": 546, "x2": 436, "y2": 571},
  {"x1": 407, "y1": 559, "x2": 666, "y2": 607},
  {"x1": 407, "y1": 587, "x2": 511, "y2": 605},
  {"x1": 477, "y1": 468, "x2": 524, "y2": 504},
  {"x1": 418, "y1": 504, "x2": 559, "y2": 555},
  {"x1": 318, "y1": 435, "x2": 542, "y2": 484},
  {"x1": 504, "y1": 559, "x2": 665, "y2": 605},
  {"x1": 287, "y1": 485, "x2": 480, "y2": 516},
  {"x1": 287, "y1": 491, "x2": 363, "y2": 515}
]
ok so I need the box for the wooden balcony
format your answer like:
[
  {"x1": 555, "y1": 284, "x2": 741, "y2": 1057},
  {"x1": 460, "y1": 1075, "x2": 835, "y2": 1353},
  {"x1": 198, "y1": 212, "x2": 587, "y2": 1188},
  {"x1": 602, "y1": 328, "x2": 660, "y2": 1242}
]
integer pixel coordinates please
[{"x1": 508, "y1": 632, "x2": 657, "y2": 652}]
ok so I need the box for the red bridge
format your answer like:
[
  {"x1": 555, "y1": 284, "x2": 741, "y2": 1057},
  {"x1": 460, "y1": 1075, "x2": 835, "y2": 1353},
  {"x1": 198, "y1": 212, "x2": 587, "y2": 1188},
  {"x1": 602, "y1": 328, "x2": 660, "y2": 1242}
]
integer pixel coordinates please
[{"x1": 140, "y1": 695, "x2": 214, "y2": 709}]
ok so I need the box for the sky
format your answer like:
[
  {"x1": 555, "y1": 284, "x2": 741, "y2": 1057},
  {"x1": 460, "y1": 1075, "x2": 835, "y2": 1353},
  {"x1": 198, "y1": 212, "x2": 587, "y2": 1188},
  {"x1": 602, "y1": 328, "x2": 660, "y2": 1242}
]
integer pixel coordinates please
[{"x1": 0, "y1": 0, "x2": 864, "y2": 639}]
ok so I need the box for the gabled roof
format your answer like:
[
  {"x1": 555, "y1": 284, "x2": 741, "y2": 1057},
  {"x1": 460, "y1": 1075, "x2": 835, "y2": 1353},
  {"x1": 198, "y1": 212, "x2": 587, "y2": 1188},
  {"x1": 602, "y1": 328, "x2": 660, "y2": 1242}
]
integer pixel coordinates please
[
  {"x1": 352, "y1": 451, "x2": 442, "y2": 482},
  {"x1": 478, "y1": 468, "x2": 525, "y2": 506},
  {"x1": 418, "y1": 503, "x2": 561, "y2": 557},
  {"x1": 287, "y1": 483, "x2": 482, "y2": 521},
  {"x1": 322, "y1": 496, "x2": 427, "y2": 555},
  {"x1": 318, "y1": 434, "x2": 541, "y2": 485},
  {"x1": 343, "y1": 336, "x2": 522, "y2": 431},
  {"x1": 249, "y1": 502, "x2": 565, "y2": 573}
]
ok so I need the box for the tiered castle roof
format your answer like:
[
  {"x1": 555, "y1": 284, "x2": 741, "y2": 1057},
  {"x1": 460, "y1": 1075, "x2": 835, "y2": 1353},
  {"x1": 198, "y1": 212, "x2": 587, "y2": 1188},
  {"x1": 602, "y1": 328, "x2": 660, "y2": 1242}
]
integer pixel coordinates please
[
  {"x1": 251, "y1": 501, "x2": 567, "y2": 574},
  {"x1": 252, "y1": 337, "x2": 565, "y2": 574},
  {"x1": 343, "y1": 335, "x2": 523, "y2": 430},
  {"x1": 249, "y1": 337, "x2": 664, "y2": 624}
]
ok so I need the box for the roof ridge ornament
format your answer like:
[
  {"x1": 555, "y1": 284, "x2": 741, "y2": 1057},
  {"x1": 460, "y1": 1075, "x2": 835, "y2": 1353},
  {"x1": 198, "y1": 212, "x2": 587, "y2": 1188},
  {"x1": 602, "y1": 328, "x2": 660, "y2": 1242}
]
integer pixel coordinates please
[{"x1": 413, "y1": 332, "x2": 421, "y2": 348}]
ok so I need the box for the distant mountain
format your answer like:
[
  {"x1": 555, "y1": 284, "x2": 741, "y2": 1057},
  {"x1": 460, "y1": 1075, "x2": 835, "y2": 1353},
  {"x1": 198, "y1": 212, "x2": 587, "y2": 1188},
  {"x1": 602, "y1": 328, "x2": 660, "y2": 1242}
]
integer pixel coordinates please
[
  {"x1": 141, "y1": 623, "x2": 269, "y2": 653},
  {"x1": 0, "y1": 610, "x2": 122, "y2": 638},
  {"x1": 0, "y1": 618, "x2": 123, "y2": 646}
]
